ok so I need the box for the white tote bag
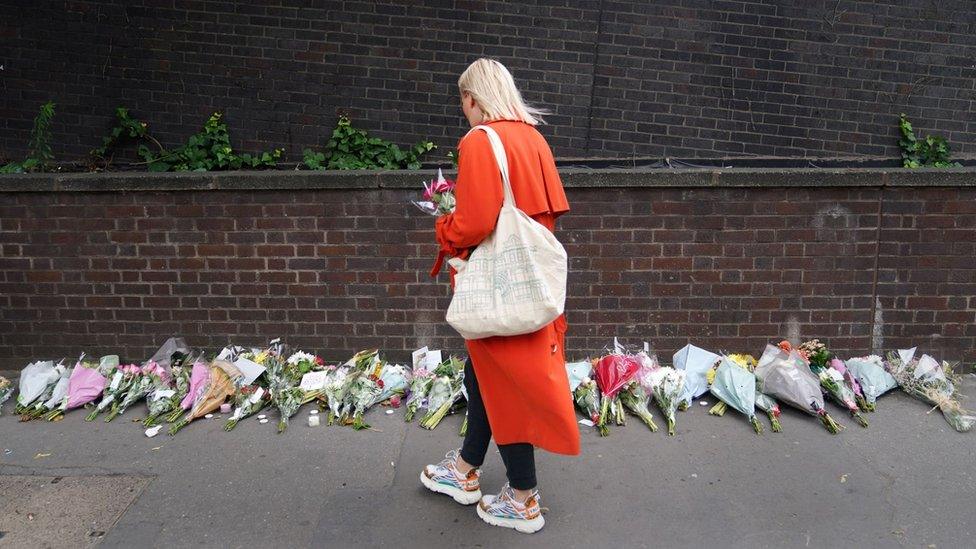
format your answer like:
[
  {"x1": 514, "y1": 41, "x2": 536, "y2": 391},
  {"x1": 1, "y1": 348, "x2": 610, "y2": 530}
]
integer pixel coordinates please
[{"x1": 445, "y1": 125, "x2": 567, "y2": 340}]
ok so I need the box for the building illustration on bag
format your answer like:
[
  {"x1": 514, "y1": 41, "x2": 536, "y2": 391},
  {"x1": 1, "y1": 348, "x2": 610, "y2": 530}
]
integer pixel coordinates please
[{"x1": 451, "y1": 235, "x2": 551, "y2": 313}]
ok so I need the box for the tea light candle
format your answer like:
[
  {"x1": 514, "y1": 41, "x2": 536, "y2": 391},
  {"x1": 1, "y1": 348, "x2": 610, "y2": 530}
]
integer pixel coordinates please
[{"x1": 308, "y1": 415, "x2": 321, "y2": 427}]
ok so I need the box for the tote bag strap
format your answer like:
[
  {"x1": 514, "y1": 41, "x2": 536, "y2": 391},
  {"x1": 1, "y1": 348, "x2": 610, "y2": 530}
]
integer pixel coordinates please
[{"x1": 471, "y1": 125, "x2": 516, "y2": 208}]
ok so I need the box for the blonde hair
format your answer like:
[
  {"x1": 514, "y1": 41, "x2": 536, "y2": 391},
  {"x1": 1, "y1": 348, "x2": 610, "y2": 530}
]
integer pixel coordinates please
[{"x1": 458, "y1": 58, "x2": 547, "y2": 125}]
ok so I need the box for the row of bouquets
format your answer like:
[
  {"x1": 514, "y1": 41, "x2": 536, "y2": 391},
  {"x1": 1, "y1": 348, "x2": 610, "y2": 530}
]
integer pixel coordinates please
[
  {"x1": 0, "y1": 338, "x2": 471, "y2": 435},
  {"x1": 566, "y1": 339, "x2": 974, "y2": 435},
  {"x1": 2, "y1": 337, "x2": 972, "y2": 436}
]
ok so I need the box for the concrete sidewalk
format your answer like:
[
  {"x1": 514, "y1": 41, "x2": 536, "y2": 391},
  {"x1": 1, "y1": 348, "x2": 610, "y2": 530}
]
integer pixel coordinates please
[{"x1": 1, "y1": 378, "x2": 973, "y2": 548}]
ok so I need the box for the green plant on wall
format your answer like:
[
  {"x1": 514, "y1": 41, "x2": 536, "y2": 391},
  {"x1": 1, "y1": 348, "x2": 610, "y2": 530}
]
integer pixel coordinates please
[
  {"x1": 93, "y1": 109, "x2": 282, "y2": 172},
  {"x1": 303, "y1": 115, "x2": 435, "y2": 170},
  {"x1": 1, "y1": 101, "x2": 56, "y2": 173},
  {"x1": 898, "y1": 113, "x2": 961, "y2": 168},
  {"x1": 90, "y1": 107, "x2": 166, "y2": 169}
]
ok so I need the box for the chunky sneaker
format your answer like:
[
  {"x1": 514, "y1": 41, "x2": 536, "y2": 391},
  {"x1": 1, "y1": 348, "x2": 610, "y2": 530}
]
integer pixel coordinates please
[
  {"x1": 476, "y1": 483, "x2": 545, "y2": 534},
  {"x1": 420, "y1": 449, "x2": 482, "y2": 505}
]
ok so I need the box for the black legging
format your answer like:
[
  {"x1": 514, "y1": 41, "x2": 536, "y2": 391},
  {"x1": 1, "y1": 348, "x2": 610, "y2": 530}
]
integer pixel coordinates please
[{"x1": 459, "y1": 359, "x2": 537, "y2": 490}]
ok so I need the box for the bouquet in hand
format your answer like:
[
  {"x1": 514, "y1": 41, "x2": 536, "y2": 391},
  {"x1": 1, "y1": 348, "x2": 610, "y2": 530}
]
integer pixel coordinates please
[
  {"x1": 593, "y1": 354, "x2": 641, "y2": 436},
  {"x1": 23, "y1": 362, "x2": 71, "y2": 421},
  {"x1": 845, "y1": 354, "x2": 898, "y2": 411},
  {"x1": 709, "y1": 356, "x2": 763, "y2": 434},
  {"x1": 573, "y1": 377, "x2": 603, "y2": 427},
  {"x1": 105, "y1": 362, "x2": 161, "y2": 422},
  {"x1": 225, "y1": 385, "x2": 270, "y2": 431},
  {"x1": 420, "y1": 357, "x2": 466, "y2": 430},
  {"x1": 887, "y1": 350, "x2": 974, "y2": 432},
  {"x1": 44, "y1": 356, "x2": 107, "y2": 421},
  {"x1": 15, "y1": 360, "x2": 61, "y2": 415},
  {"x1": 619, "y1": 380, "x2": 658, "y2": 432},
  {"x1": 412, "y1": 168, "x2": 456, "y2": 216},
  {"x1": 170, "y1": 361, "x2": 239, "y2": 435},
  {"x1": 647, "y1": 367, "x2": 686, "y2": 436},
  {"x1": 404, "y1": 367, "x2": 434, "y2": 422},
  {"x1": 799, "y1": 340, "x2": 868, "y2": 427},
  {"x1": 0, "y1": 376, "x2": 13, "y2": 414},
  {"x1": 87, "y1": 363, "x2": 141, "y2": 421},
  {"x1": 756, "y1": 344, "x2": 842, "y2": 433}
]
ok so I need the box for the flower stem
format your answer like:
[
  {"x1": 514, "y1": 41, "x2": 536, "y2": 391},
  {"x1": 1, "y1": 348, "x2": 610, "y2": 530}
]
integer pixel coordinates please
[
  {"x1": 667, "y1": 417, "x2": 676, "y2": 436},
  {"x1": 852, "y1": 411, "x2": 869, "y2": 428},
  {"x1": 168, "y1": 418, "x2": 189, "y2": 435},
  {"x1": 750, "y1": 416, "x2": 764, "y2": 435},
  {"x1": 709, "y1": 401, "x2": 727, "y2": 416},
  {"x1": 767, "y1": 411, "x2": 782, "y2": 433},
  {"x1": 638, "y1": 412, "x2": 658, "y2": 432},
  {"x1": 819, "y1": 412, "x2": 841, "y2": 434}
]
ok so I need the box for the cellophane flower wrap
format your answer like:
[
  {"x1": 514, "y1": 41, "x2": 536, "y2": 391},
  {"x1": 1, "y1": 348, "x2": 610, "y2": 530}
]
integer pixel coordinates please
[
  {"x1": 169, "y1": 362, "x2": 239, "y2": 435},
  {"x1": 818, "y1": 367, "x2": 869, "y2": 428},
  {"x1": 799, "y1": 340, "x2": 868, "y2": 427},
  {"x1": 708, "y1": 353, "x2": 782, "y2": 432},
  {"x1": 86, "y1": 363, "x2": 140, "y2": 421},
  {"x1": 337, "y1": 349, "x2": 383, "y2": 429},
  {"x1": 830, "y1": 358, "x2": 868, "y2": 411},
  {"x1": 404, "y1": 367, "x2": 434, "y2": 422},
  {"x1": 673, "y1": 344, "x2": 720, "y2": 408},
  {"x1": 179, "y1": 359, "x2": 212, "y2": 413},
  {"x1": 275, "y1": 385, "x2": 306, "y2": 433},
  {"x1": 157, "y1": 364, "x2": 193, "y2": 425},
  {"x1": 593, "y1": 354, "x2": 641, "y2": 436},
  {"x1": 573, "y1": 376, "x2": 602, "y2": 424},
  {"x1": 273, "y1": 351, "x2": 323, "y2": 433},
  {"x1": 142, "y1": 364, "x2": 178, "y2": 427},
  {"x1": 886, "y1": 351, "x2": 974, "y2": 433},
  {"x1": 15, "y1": 360, "x2": 60, "y2": 414},
  {"x1": 105, "y1": 362, "x2": 161, "y2": 422},
  {"x1": 225, "y1": 384, "x2": 270, "y2": 431},
  {"x1": 755, "y1": 344, "x2": 842, "y2": 434},
  {"x1": 372, "y1": 363, "x2": 411, "y2": 405},
  {"x1": 321, "y1": 365, "x2": 351, "y2": 425},
  {"x1": 709, "y1": 357, "x2": 763, "y2": 434},
  {"x1": 24, "y1": 364, "x2": 72, "y2": 420},
  {"x1": 845, "y1": 354, "x2": 897, "y2": 411},
  {"x1": 0, "y1": 376, "x2": 13, "y2": 414},
  {"x1": 619, "y1": 380, "x2": 658, "y2": 432},
  {"x1": 44, "y1": 358, "x2": 107, "y2": 421},
  {"x1": 420, "y1": 357, "x2": 465, "y2": 430},
  {"x1": 648, "y1": 367, "x2": 686, "y2": 436},
  {"x1": 413, "y1": 168, "x2": 456, "y2": 216}
]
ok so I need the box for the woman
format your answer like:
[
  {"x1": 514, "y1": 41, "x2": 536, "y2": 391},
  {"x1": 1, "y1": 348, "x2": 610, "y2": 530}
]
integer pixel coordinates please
[{"x1": 420, "y1": 58, "x2": 580, "y2": 534}]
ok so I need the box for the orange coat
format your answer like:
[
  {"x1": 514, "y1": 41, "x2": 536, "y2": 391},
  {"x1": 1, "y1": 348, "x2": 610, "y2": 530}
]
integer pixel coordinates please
[{"x1": 433, "y1": 120, "x2": 580, "y2": 456}]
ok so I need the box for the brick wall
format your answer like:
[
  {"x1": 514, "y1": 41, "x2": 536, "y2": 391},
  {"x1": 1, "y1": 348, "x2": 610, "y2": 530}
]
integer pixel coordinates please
[
  {"x1": 2, "y1": 1, "x2": 975, "y2": 163},
  {"x1": 1, "y1": 173, "x2": 974, "y2": 367}
]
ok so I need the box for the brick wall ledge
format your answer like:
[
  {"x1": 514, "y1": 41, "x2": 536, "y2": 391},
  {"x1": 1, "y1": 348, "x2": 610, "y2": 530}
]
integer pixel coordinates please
[{"x1": 1, "y1": 167, "x2": 975, "y2": 193}]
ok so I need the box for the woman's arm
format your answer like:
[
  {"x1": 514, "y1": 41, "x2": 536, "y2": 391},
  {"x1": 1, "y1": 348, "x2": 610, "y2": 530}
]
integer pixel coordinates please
[{"x1": 435, "y1": 130, "x2": 504, "y2": 254}]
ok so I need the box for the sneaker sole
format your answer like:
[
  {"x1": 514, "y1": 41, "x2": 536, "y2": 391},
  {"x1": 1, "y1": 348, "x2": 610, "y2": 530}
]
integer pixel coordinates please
[
  {"x1": 419, "y1": 471, "x2": 481, "y2": 505},
  {"x1": 476, "y1": 503, "x2": 545, "y2": 534}
]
